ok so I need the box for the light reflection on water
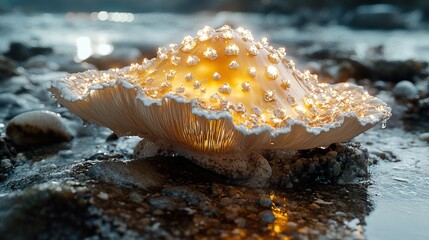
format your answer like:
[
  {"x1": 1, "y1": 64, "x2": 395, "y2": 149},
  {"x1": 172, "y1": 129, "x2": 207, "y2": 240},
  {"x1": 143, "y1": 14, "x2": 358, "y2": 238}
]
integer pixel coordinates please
[
  {"x1": 90, "y1": 11, "x2": 134, "y2": 23},
  {"x1": 75, "y1": 36, "x2": 114, "y2": 61}
]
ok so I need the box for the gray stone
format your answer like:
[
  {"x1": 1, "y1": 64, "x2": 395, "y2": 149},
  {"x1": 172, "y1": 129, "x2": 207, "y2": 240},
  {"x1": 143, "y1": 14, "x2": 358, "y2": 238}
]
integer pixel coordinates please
[{"x1": 393, "y1": 80, "x2": 419, "y2": 100}]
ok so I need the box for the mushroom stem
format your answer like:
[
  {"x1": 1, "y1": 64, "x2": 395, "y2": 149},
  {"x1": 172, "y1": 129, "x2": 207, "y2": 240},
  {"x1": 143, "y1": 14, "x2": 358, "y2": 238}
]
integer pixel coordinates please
[{"x1": 133, "y1": 138, "x2": 272, "y2": 187}]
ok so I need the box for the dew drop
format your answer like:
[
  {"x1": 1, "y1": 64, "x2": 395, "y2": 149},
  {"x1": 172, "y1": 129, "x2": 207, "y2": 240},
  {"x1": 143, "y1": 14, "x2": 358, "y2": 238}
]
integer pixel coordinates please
[
  {"x1": 225, "y1": 43, "x2": 240, "y2": 56},
  {"x1": 246, "y1": 45, "x2": 259, "y2": 56},
  {"x1": 187, "y1": 55, "x2": 200, "y2": 66},
  {"x1": 184, "y1": 72, "x2": 193, "y2": 81},
  {"x1": 218, "y1": 83, "x2": 232, "y2": 95},
  {"x1": 193, "y1": 80, "x2": 201, "y2": 89},
  {"x1": 166, "y1": 70, "x2": 176, "y2": 80},
  {"x1": 221, "y1": 29, "x2": 234, "y2": 39},
  {"x1": 203, "y1": 48, "x2": 218, "y2": 60},
  {"x1": 176, "y1": 85, "x2": 185, "y2": 93},
  {"x1": 228, "y1": 60, "x2": 239, "y2": 69},
  {"x1": 264, "y1": 90, "x2": 276, "y2": 102},
  {"x1": 171, "y1": 55, "x2": 181, "y2": 66},
  {"x1": 212, "y1": 72, "x2": 221, "y2": 80},
  {"x1": 234, "y1": 103, "x2": 246, "y2": 113},
  {"x1": 181, "y1": 35, "x2": 196, "y2": 52},
  {"x1": 248, "y1": 67, "x2": 256, "y2": 78},
  {"x1": 197, "y1": 26, "x2": 215, "y2": 41},
  {"x1": 381, "y1": 118, "x2": 387, "y2": 129},
  {"x1": 241, "y1": 82, "x2": 251, "y2": 92},
  {"x1": 266, "y1": 65, "x2": 279, "y2": 80},
  {"x1": 157, "y1": 47, "x2": 168, "y2": 61}
]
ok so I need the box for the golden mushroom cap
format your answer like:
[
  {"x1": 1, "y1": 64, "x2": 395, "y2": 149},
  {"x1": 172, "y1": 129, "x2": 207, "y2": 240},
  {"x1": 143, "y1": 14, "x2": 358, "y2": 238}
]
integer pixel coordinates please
[{"x1": 49, "y1": 25, "x2": 391, "y2": 153}]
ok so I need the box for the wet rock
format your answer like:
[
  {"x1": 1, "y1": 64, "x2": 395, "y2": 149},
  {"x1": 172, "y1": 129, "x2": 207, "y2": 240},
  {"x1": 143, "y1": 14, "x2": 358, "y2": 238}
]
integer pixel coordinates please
[
  {"x1": 343, "y1": 4, "x2": 419, "y2": 29},
  {"x1": 268, "y1": 143, "x2": 369, "y2": 188},
  {"x1": 259, "y1": 210, "x2": 275, "y2": 223},
  {"x1": 372, "y1": 59, "x2": 428, "y2": 83},
  {"x1": 330, "y1": 59, "x2": 427, "y2": 83},
  {"x1": 6, "y1": 110, "x2": 73, "y2": 146},
  {"x1": 0, "y1": 55, "x2": 19, "y2": 81},
  {"x1": 0, "y1": 185, "x2": 96, "y2": 239},
  {"x1": 148, "y1": 196, "x2": 177, "y2": 210},
  {"x1": 85, "y1": 47, "x2": 142, "y2": 70},
  {"x1": 128, "y1": 192, "x2": 144, "y2": 203},
  {"x1": 23, "y1": 55, "x2": 60, "y2": 71},
  {"x1": 314, "y1": 199, "x2": 333, "y2": 205},
  {"x1": 0, "y1": 139, "x2": 14, "y2": 160},
  {"x1": 373, "y1": 80, "x2": 388, "y2": 90},
  {"x1": 309, "y1": 203, "x2": 320, "y2": 210},
  {"x1": 88, "y1": 159, "x2": 165, "y2": 189},
  {"x1": 418, "y1": 132, "x2": 429, "y2": 143},
  {"x1": 162, "y1": 186, "x2": 211, "y2": 207},
  {"x1": 259, "y1": 196, "x2": 272, "y2": 208},
  {"x1": 401, "y1": 97, "x2": 429, "y2": 131},
  {"x1": 301, "y1": 44, "x2": 354, "y2": 60},
  {"x1": 0, "y1": 158, "x2": 14, "y2": 180},
  {"x1": 4, "y1": 42, "x2": 53, "y2": 61},
  {"x1": 393, "y1": 80, "x2": 419, "y2": 101}
]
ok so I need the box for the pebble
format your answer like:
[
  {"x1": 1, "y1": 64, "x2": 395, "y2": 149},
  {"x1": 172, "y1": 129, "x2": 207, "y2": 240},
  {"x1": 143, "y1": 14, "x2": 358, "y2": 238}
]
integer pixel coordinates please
[
  {"x1": 314, "y1": 199, "x2": 333, "y2": 205},
  {"x1": 163, "y1": 186, "x2": 211, "y2": 207},
  {"x1": 0, "y1": 55, "x2": 19, "y2": 81},
  {"x1": 4, "y1": 42, "x2": 53, "y2": 61},
  {"x1": 418, "y1": 132, "x2": 429, "y2": 143},
  {"x1": 6, "y1": 110, "x2": 73, "y2": 146},
  {"x1": 129, "y1": 192, "x2": 144, "y2": 204},
  {"x1": 148, "y1": 196, "x2": 176, "y2": 210},
  {"x1": 97, "y1": 191, "x2": 109, "y2": 200},
  {"x1": 335, "y1": 211, "x2": 347, "y2": 217},
  {"x1": 259, "y1": 210, "x2": 275, "y2": 223},
  {"x1": 393, "y1": 80, "x2": 419, "y2": 100},
  {"x1": 259, "y1": 196, "x2": 272, "y2": 208},
  {"x1": 309, "y1": 203, "x2": 321, "y2": 209},
  {"x1": 58, "y1": 150, "x2": 74, "y2": 158}
]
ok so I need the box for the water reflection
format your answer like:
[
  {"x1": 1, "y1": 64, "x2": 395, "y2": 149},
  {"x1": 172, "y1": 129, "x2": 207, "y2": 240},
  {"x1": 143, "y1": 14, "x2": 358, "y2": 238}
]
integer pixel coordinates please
[
  {"x1": 90, "y1": 11, "x2": 134, "y2": 22},
  {"x1": 75, "y1": 36, "x2": 114, "y2": 61},
  {"x1": 75, "y1": 36, "x2": 92, "y2": 61}
]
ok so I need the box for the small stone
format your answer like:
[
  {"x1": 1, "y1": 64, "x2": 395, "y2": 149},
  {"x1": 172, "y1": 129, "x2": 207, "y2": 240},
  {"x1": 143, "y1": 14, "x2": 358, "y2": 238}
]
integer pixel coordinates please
[
  {"x1": 6, "y1": 110, "x2": 73, "y2": 146},
  {"x1": 393, "y1": 80, "x2": 419, "y2": 100},
  {"x1": 309, "y1": 203, "x2": 320, "y2": 209},
  {"x1": 162, "y1": 186, "x2": 211, "y2": 207},
  {"x1": 259, "y1": 210, "x2": 275, "y2": 223},
  {"x1": 129, "y1": 192, "x2": 144, "y2": 203},
  {"x1": 335, "y1": 211, "x2": 347, "y2": 217},
  {"x1": 148, "y1": 196, "x2": 176, "y2": 210},
  {"x1": 58, "y1": 150, "x2": 73, "y2": 158},
  {"x1": 314, "y1": 199, "x2": 333, "y2": 205},
  {"x1": 418, "y1": 132, "x2": 429, "y2": 143},
  {"x1": 0, "y1": 158, "x2": 13, "y2": 170},
  {"x1": 287, "y1": 221, "x2": 298, "y2": 228},
  {"x1": 4, "y1": 42, "x2": 53, "y2": 61},
  {"x1": 97, "y1": 191, "x2": 109, "y2": 200},
  {"x1": 0, "y1": 55, "x2": 19, "y2": 81},
  {"x1": 259, "y1": 196, "x2": 272, "y2": 208}
]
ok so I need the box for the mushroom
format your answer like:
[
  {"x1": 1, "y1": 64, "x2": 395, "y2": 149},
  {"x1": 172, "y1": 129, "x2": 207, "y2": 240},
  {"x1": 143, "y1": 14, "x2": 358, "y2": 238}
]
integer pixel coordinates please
[{"x1": 49, "y1": 25, "x2": 391, "y2": 185}]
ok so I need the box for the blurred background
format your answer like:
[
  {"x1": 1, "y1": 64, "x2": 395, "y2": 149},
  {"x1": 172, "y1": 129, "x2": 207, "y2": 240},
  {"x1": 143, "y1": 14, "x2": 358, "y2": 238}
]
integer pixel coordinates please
[{"x1": 1, "y1": 0, "x2": 428, "y2": 76}]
